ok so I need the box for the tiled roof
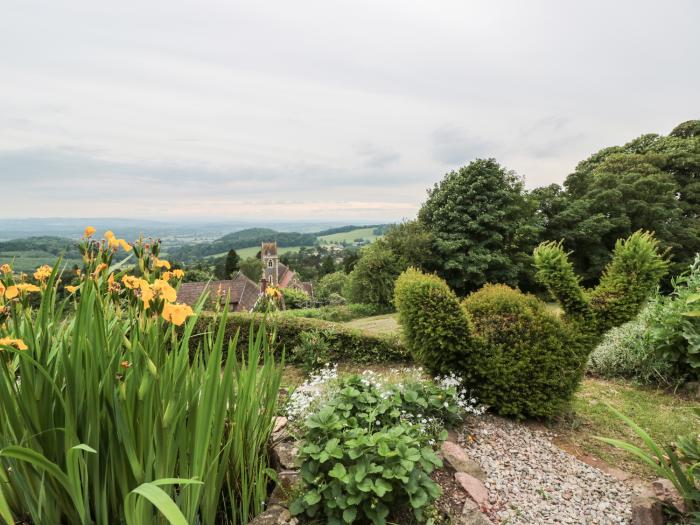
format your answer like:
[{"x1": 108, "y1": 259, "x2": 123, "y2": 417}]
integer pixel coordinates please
[
  {"x1": 176, "y1": 272, "x2": 261, "y2": 312},
  {"x1": 278, "y1": 262, "x2": 294, "y2": 287}
]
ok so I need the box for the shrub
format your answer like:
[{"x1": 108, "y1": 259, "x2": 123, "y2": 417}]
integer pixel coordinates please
[
  {"x1": 291, "y1": 329, "x2": 333, "y2": 372},
  {"x1": 588, "y1": 302, "x2": 677, "y2": 385},
  {"x1": 534, "y1": 230, "x2": 668, "y2": 336},
  {"x1": 394, "y1": 268, "x2": 471, "y2": 374},
  {"x1": 395, "y1": 269, "x2": 587, "y2": 418},
  {"x1": 315, "y1": 271, "x2": 349, "y2": 301},
  {"x1": 344, "y1": 241, "x2": 404, "y2": 308},
  {"x1": 281, "y1": 286, "x2": 310, "y2": 309},
  {"x1": 0, "y1": 233, "x2": 282, "y2": 525},
  {"x1": 647, "y1": 256, "x2": 700, "y2": 381},
  {"x1": 189, "y1": 311, "x2": 408, "y2": 365},
  {"x1": 462, "y1": 284, "x2": 586, "y2": 418},
  {"x1": 289, "y1": 373, "x2": 481, "y2": 524}
]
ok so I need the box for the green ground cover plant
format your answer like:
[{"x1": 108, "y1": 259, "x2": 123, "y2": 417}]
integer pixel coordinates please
[{"x1": 287, "y1": 370, "x2": 482, "y2": 524}]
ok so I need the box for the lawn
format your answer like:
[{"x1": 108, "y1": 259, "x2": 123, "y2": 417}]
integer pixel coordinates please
[
  {"x1": 343, "y1": 313, "x2": 399, "y2": 335},
  {"x1": 318, "y1": 227, "x2": 382, "y2": 244},
  {"x1": 552, "y1": 377, "x2": 700, "y2": 478}
]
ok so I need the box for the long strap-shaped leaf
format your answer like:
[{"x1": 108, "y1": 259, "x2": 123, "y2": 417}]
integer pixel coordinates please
[{"x1": 125, "y1": 478, "x2": 203, "y2": 525}]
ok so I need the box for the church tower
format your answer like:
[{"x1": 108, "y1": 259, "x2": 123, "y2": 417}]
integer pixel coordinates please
[{"x1": 261, "y1": 242, "x2": 279, "y2": 286}]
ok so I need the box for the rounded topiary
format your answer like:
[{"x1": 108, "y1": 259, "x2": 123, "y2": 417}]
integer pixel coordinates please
[
  {"x1": 461, "y1": 284, "x2": 586, "y2": 418},
  {"x1": 394, "y1": 268, "x2": 472, "y2": 373}
]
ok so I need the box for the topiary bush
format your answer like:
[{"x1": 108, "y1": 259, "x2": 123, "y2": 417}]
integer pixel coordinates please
[
  {"x1": 395, "y1": 231, "x2": 667, "y2": 419},
  {"x1": 534, "y1": 230, "x2": 668, "y2": 336},
  {"x1": 394, "y1": 268, "x2": 472, "y2": 374},
  {"x1": 461, "y1": 284, "x2": 586, "y2": 418}
]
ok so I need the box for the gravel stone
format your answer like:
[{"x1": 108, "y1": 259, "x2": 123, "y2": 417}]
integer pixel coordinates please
[{"x1": 458, "y1": 416, "x2": 636, "y2": 524}]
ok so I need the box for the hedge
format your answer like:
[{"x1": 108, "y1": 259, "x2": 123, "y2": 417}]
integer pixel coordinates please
[{"x1": 188, "y1": 311, "x2": 408, "y2": 365}]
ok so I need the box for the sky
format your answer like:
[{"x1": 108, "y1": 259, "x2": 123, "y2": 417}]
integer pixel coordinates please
[{"x1": 1, "y1": 0, "x2": 699, "y2": 222}]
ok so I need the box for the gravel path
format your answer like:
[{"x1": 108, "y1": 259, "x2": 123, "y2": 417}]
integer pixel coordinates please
[{"x1": 457, "y1": 416, "x2": 636, "y2": 524}]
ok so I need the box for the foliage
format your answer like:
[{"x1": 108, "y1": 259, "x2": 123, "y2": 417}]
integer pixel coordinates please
[
  {"x1": 461, "y1": 284, "x2": 585, "y2": 418},
  {"x1": 189, "y1": 312, "x2": 408, "y2": 365},
  {"x1": 597, "y1": 406, "x2": 700, "y2": 518},
  {"x1": 395, "y1": 268, "x2": 590, "y2": 418},
  {"x1": 382, "y1": 220, "x2": 438, "y2": 271},
  {"x1": 282, "y1": 303, "x2": 384, "y2": 323},
  {"x1": 418, "y1": 158, "x2": 542, "y2": 294},
  {"x1": 291, "y1": 329, "x2": 333, "y2": 372},
  {"x1": 290, "y1": 373, "x2": 481, "y2": 524},
  {"x1": 394, "y1": 268, "x2": 471, "y2": 373},
  {"x1": 239, "y1": 256, "x2": 262, "y2": 282},
  {"x1": 344, "y1": 241, "x2": 404, "y2": 308},
  {"x1": 648, "y1": 256, "x2": 700, "y2": 380},
  {"x1": 534, "y1": 230, "x2": 667, "y2": 335},
  {"x1": 281, "y1": 286, "x2": 310, "y2": 309},
  {"x1": 215, "y1": 248, "x2": 240, "y2": 279},
  {"x1": 0, "y1": 231, "x2": 282, "y2": 524},
  {"x1": 315, "y1": 271, "x2": 350, "y2": 302},
  {"x1": 536, "y1": 123, "x2": 700, "y2": 283},
  {"x1": 588, "y1": 303, "x2": 677, "y2": 386}
]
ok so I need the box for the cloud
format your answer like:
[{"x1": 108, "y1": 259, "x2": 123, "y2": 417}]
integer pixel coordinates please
[
  {"x1": 431, "y1": 125, "x2": 494, "y2": 165},
  {"x1": 0, "y1": 1, "x2": 699, "y2": 217},
  {"x1": 355, "y1": 142, "x2": 400, "y2": 168}
]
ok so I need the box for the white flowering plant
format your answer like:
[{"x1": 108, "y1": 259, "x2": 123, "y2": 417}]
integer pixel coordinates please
[{"x1": 288, "y1": 370, "x2": 484, "y2": 524}]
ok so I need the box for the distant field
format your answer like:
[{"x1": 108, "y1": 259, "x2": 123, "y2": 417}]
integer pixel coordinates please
[
  {"x1": 318, "y1": 227, "x2": 381, "y2": 244},
  {"x1": 0, "y1": 251, "x2": 82, "y2": 273},
  {"x1": 206, "y1": 245, "x2": 303, "y2": 260}
]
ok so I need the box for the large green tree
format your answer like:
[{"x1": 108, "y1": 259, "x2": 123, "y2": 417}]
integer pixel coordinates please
[
  {"x1": 418, "y1": 158, "x2": 541, "y2": 294},
  {"x1": 536, "y1": 121, "x2": 700, "y2": 283},
  {"x1": 343, "y1": 241, "x2": 404, "y2": 307}
]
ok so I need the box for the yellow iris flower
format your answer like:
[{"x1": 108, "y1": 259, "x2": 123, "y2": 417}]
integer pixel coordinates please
[
  {"x1": 161, "y1": 302, "x2": 194, "y2": 326},
  {"x1": 65, "y1": 285, "x2": 78, "y2": 294},
  {"x1": 0, "y1": 264, "x2": 11, "y2": 274},
  {"x1": 84, "y1": 226, "x2": 96, "y2": 238},
  {"x1": 152, "y1": 279, "x2": 177, "y2": 302},
  {"x1": 0, "y1": 337, "x2": 28, "y2": 351},
  {"x1": 33, "y1": 265, "x2": 53, "y2": 282}
]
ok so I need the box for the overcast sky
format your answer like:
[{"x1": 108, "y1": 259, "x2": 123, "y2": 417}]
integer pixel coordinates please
[{"x1": 1, "y1": 0, "x2": 698, "y2": 222}]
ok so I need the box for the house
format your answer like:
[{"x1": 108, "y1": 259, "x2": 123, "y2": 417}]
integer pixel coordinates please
[
  {"x1": 177, "y1": 242, "x2": 313, "y2": 311},
  {"x1": 176, "y1": 272, "x2": 261, "y2": 312}
]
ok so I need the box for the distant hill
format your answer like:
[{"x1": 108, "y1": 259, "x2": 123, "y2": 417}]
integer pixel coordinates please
[
  {"x1": 169, "y1": 224, "x2": 390, "y2": 262},
  {"x1": 169, "y1": 228, "x2": 318, "y2": 261}
]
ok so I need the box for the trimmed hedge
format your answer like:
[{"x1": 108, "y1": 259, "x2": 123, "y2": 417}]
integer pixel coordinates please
[
  {"x1": 462, "y1": 284, "x2": 586, "y2": 418},
  {"x1": 188, "y1": 311, "x2": 408, "y2": 364},
  {"x1": 394, "y1": 268, "x2": 471, "y2": 374},
  {"x1": 395, "y1": 269, "x2": 587, "y2": 419}
]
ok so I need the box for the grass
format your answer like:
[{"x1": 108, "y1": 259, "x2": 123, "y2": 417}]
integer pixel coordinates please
[
  {"x1": 343, "y1": 313, "x2": 399, "y2": 336},
  {"x1": 0, "y1": 251, "x2": 83, "y2": 273},
  {"x1": 318, "y1": 227, "x2": 381, "y2": 244},
  {"x1": 551, "y1": 377, "x2": 700, "y2": 478}
]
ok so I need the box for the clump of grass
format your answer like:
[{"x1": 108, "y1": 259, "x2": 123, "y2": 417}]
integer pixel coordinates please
[{"x1": 0, "y1": 230, "x2": 281, "y2": 524}]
